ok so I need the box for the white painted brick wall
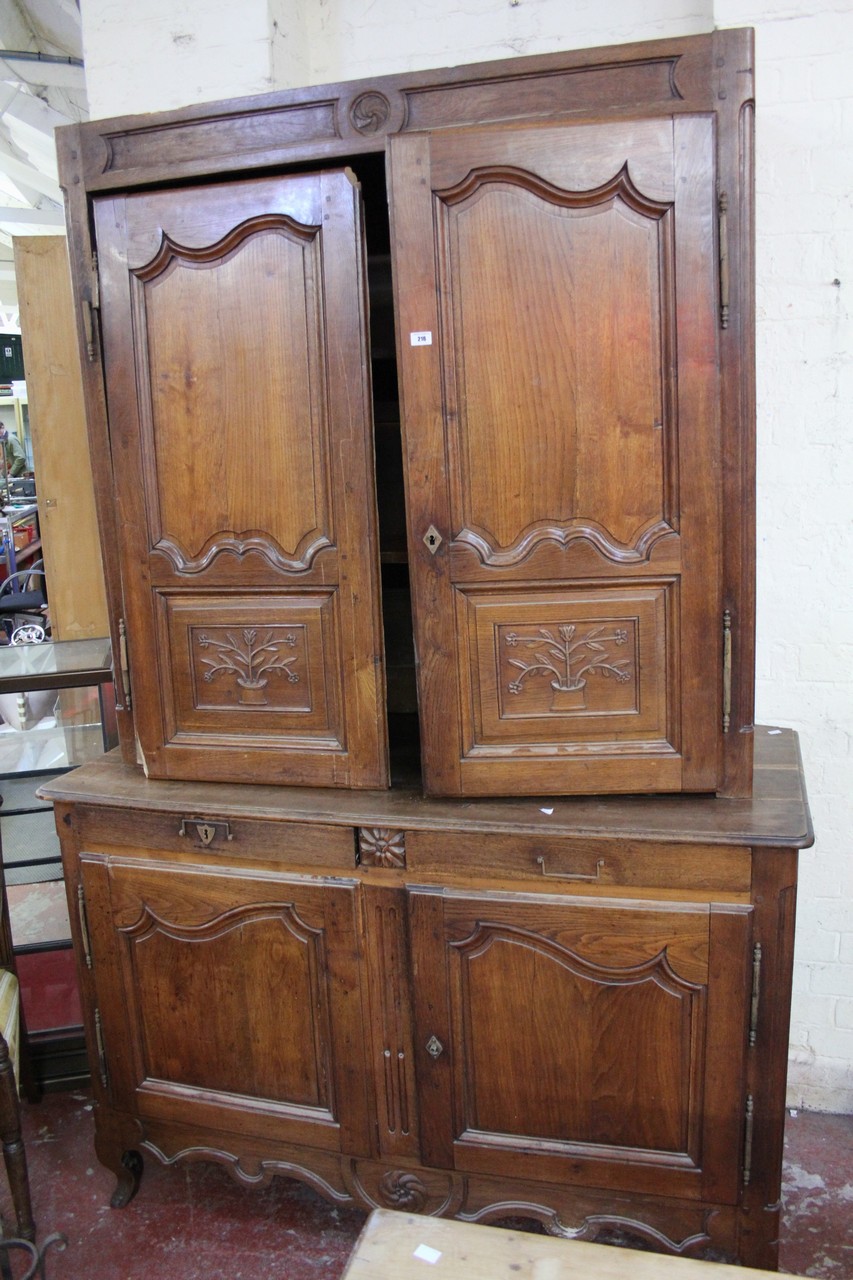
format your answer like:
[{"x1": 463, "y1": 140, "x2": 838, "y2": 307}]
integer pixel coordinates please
[
  {"x1": 270, "y1": 0, "x2": 311, "y2": 91},
  {"x1": 77, "y1": 0, "x2": 853, "y2": 1111},
  {"x1": 302, "y1": 0, "x2": 715, "y2": 85},
  {"x1": 82, "y1": 0, "x2": 281, "y2": 117},
  {"x1": 714, "y1": 0, "x2": 853, "y2": 1113}
]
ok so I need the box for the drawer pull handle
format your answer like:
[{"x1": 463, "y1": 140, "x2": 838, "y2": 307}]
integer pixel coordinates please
[
  {"x1": 179, "y1": 819, "x2": 233, "y2": 847},
  {"x1": 536, "y1": 856, "x2": 605, "y2": 882},
  {"x1": 426, "y1": 1035, "x2": 444, "y2": 1060}
]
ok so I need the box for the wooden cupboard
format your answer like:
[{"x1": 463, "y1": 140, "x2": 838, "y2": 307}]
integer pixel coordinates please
[
  {"x1": 47, "y1": 27, "x2": 809, "y2": 1274},
  {"x1": 58, "y1": 28, "x2": 757, "y2": 799},
  {"x1": 44, "y1": 726, "x2": 811, "y2": 1269}
]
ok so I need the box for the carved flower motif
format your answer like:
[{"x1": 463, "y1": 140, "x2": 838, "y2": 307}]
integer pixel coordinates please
[
  {"x1": 359, "y1": 828, "x2": 406, "y2": 868},
  {"x1": 504, "y1": 622, "x2": 632, "y2": 704},
  {"x1": 378, "y1": 1170, "x2": 427, "y2": 1211}
]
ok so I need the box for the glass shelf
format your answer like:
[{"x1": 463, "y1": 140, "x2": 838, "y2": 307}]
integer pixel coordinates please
[{"x1": 0, "y1": 637, "x2": 112, "y2": 695}]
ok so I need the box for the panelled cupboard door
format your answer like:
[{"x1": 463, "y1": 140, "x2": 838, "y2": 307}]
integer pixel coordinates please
[
  {"x1": 408, "y1": 887, "x2": 752, "y2": 1202},
  {"x1": 80, "y1": 858, "x2": 371, "y2": 1155},
  {"x1": 390, "y1": 119, "x2": 722, "y2": 796},
  {"x1": 94, "y1": 171, "x2": 388, "y2": 788}
]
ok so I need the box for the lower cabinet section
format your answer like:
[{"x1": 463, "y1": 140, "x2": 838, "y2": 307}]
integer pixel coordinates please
[{"x1": 47, "y1": 736, "x2": 808, "y2": 1271}]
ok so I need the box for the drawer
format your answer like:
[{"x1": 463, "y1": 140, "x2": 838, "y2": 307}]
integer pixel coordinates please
[
  {"x1": 405, "y1": 830, "x2": 751, "y2": 893},
  {"x1": 61, "y1": 804, "x2": 356, "y2": 870}
]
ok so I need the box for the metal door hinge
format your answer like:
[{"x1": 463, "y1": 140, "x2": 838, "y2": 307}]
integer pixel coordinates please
[
  {"x1": 743, "y1": 1094, "x2": 754, "y2": 1185},
  {"x1": 81, "y1": 301, "x2": 97, "y2": 363},
  {"x1": 749, "y1": 943, "x2": 762, "y2": 1047},
  {"x1": 93, "y1": 1008, "x2": 108, "y2": 1089},
  {"x1": 722, "y1": 609, "x2": 732, "y2": 733},
  {"x1": 116, "y1": 617, "x2": 132, "y2": 710},
  {"x1": 718, "y1": 191, "x2": 730, "y2": 329},
  {"x1": 81, "y1": 252, "x2": 101, "y2": 362},
  {"x1": 77, "y1": 884, "x2": 92, "y2": 970}
]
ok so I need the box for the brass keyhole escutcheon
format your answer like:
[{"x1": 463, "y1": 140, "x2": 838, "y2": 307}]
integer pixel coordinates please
[
  {"x1": 426, "y1": 1035, "x2": 444, "y2": 1059},
  {"x1": 423, "y1": 525, "x2": 442, "y2": 554},
  {"x1": 178, "y1": 818, "x2": 234, "y2": 847}
]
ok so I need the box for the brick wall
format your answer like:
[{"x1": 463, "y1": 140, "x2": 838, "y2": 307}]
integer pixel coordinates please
[
  {"x1": 78, "y1": 0, "x2": 853, "y2": 1111},
  {"x1": 715, "y1": 0, "x2": 853, "y2": 1113},
  {"x1": 82, "y1": 0, "x2": 278, "y2": 116}
]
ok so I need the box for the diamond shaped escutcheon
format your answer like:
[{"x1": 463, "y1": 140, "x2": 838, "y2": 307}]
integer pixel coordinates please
[{"x1": 423, "y1": 525, "x2": 442, "y2": 554}]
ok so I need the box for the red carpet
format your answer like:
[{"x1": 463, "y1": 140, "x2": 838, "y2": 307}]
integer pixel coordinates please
[
  {"x1": 2, "y1": 1097, "x2": 850, "y2": 1279},
  {"x1": 15, "y1": 948, "x2": 82, "y2": 1032}
]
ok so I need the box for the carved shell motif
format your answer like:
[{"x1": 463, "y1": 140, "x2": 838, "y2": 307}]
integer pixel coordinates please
[
  {"x1": 359, "y1": 828, "x2": 406, "y2": 868},
  {"x1": 349, "y1": 91, "x2": 391, "y2": 134},
  {"x1": 378, "y1": 1170, "x2": 428, "y2": 1212}
]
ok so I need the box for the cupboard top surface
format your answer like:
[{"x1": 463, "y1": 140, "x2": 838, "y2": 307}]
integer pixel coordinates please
[{"x1": 41, "y1": 726, "x2": 811, "y2": 848}]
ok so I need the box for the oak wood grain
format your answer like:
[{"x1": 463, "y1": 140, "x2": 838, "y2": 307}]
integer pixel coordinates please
[
  {"x1": 93, "y1": 170, "x2": 388, "y2": 788},
  {"x1": 79, "y1": 856, "x2": 370, "y2": 1153},
  {"x1": 391, "y1": 114, "x2": 722, "y2": 796}
]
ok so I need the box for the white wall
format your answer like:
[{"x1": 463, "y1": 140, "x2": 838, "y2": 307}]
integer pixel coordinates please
[
  {"x1": 79, "y1": 0, "x2": 853, "y2": 1111},
  {"x1": 303, "y1": 0, "x2": 715, "y2": 86},
  {"x1": 82, "y1": 0, "x2": 281, "y2": 117},
  {"x1": 83, "y1": 0, "x2": 717, "y2": 114},
  {"x1": 716, "y1": 0, "x2": 853, "y2": 1114}
]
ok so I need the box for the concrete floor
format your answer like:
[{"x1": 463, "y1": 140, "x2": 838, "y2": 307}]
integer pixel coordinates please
[{"x1": 5, "y1": 1094, "x2": 851, "y2": 1278}]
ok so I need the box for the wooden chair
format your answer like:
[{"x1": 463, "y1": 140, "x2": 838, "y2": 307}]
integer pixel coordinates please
[{"x1": 0, "y1": 971, "x2": 34, "y2": 1243}]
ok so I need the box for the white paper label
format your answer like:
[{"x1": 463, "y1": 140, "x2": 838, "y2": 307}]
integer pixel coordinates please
[
  {"x1": 410, "y1": 330, "x2": 433, "y2": 346},
  {"x1": 413, "y1": 1244, "x2": 442, "y2": 1264}
]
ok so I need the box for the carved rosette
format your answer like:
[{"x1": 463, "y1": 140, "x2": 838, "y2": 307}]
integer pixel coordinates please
[
  {"x1": 359, "y1": 828, "x2": 406, "y2": 868},
  {"x1": 349, "y1": 91, "x2": 391, "y2": 135},
  {"x1": 378, "y1": 1170, "x2": 428, "y2": 1212}
]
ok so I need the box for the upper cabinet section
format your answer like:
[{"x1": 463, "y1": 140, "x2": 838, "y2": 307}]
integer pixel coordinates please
[
  {"x1": 59, "y1": 29, "x2": 755, "y2": 796},
  {"x1": 94, "y1": 171, "x2": 388, "y2": 787}
]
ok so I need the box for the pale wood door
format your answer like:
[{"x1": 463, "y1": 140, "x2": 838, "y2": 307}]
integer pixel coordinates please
[
  {"x1": 14, "y1": 236, "x2": 108, "y2": 641},
  {"x1": 94, "y1": 171, "x2": 388, "y2": 787},
  {"x1": 81, "y1": 858, "x2": 371, "y2": 1155},
  {"x1": 390, "y1": 118, "x2": 722, "y2": 796},
  {"x1": 409, "y1": 886, "x2": 752, "y2": 1202}
]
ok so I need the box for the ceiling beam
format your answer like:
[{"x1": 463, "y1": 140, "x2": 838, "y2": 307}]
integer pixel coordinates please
[
  {"x1": 0, "y1": 81, "x2": 68, "y2": 134},
  {"x1": 0, "y1": 138, "x2": 61, "y2": 202},
  {"x1": 0, "y1": 55, "x2": 85, "y2": 91},
  {"x1": 0, "y1": 203, "x2": 64, "y2": 224}
]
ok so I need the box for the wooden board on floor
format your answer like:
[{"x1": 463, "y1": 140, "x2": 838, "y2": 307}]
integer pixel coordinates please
[
  {"x1": 13, "y1": 236, "x2": 108, "y2": 641},
  {"x1": 340, "y1": 1210, "x2": 801, "y2": 1280}
]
